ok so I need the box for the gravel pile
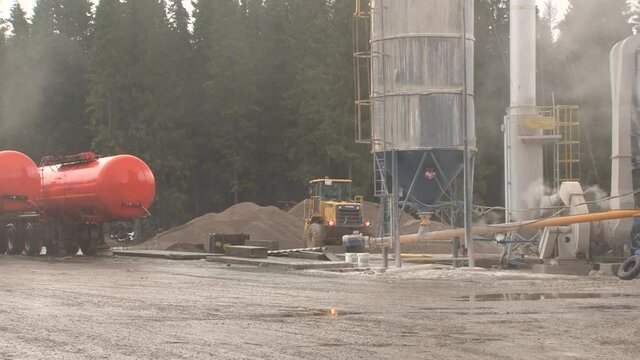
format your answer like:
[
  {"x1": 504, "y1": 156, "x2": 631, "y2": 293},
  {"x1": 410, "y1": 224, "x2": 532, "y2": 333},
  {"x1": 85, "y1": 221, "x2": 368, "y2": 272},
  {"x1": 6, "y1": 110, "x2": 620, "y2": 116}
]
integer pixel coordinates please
[{"x1": 137, "y1": 202, "x2": 305, "y2": 251}]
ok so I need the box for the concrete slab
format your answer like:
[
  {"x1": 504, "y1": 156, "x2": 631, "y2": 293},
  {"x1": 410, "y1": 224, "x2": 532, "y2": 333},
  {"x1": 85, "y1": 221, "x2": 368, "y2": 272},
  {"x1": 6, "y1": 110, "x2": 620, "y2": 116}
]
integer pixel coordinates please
[
  {"x1": 323, "y1": 252, "x2": 340, "y2": 262},
  {"x1": 595, "y1": 262, "x2": 622, "y2": 276},
  {"x1": 288, "y1": 251, "x2": 327, "y2": 261},
  {"x1": 226, "y1": 246, "x2": 268, "y2": 258},
  {"x1": 113, "y1": 249, "x2": 215, "y2": 260},
  {"x1": 403, "y1": 254, "x2": 541, "y2": 269},
  {"x1": 206, "y1": 255, "x2": 355, "y2": 270},
  {"x1": 96, "y1": 248, "x2": 114, "y2": 257},
  {"x1": 245, "y1": 240, "x2": 279, "y2": 251},
  {"x1": 532, "y1": 260, "x2": 594, "y2": 276}
]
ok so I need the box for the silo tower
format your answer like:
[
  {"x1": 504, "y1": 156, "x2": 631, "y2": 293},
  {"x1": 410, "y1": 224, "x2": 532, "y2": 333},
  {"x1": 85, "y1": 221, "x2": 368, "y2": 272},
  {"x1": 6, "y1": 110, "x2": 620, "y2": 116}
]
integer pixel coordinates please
[{"x1": 354, "y1": 0, "x2": 475, "y2": 233}]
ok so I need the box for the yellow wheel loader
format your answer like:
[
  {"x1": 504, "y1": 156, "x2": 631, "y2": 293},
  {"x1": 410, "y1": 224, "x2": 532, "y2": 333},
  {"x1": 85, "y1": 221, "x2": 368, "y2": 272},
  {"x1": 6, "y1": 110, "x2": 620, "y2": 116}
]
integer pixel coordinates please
[{"x1": 303, "y1": 178, "x2": 370, "y2": 248}]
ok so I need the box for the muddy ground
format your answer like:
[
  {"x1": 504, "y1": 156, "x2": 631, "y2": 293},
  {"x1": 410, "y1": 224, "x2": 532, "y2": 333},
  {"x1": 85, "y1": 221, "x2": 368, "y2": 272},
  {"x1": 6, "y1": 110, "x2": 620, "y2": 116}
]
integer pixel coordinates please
[{"x1": 0, "y1": 256, "x2": 639, "y2": 359}]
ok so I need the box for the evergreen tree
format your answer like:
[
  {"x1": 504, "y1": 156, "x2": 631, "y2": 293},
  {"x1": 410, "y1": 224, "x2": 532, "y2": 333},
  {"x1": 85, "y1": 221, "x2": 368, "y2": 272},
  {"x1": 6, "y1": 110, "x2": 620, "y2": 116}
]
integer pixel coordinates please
[
  {"x1": 192, "y1": 0, "x2": 257, "y2": 210},
  {"x1": 32, "y1": 0, "x2": 60, "y2": 36},
  {"x1": 473, "y1": 0, "x2": 509, "y2": 206},
  {"x1": 0, "y1": 2, "x2": 36, "y2": 153},
  {"x1": 123, "y1": 0, "x2": 193, "y2": 227},
  {"x1": 285, "y1": 0, "x2": 339, "y2": 181},
  {"x1": 8, "y1": 2, "x2": 30, "y2": 44},
  {"x1": 169, "y1": 0, "x2": 190, "y2": 48},
  {"x1": 12, "y1": 0, "x2": 92, "y2": 160},
  {"x1": 87, "y1": 0, "x2": 129, "y2": 153},
  {"x1": 56, "y1": 0, "x2": 93, "y2": 51},
  {"x1": 251, "y1": 0, "x2": 296, "y2": 203}
]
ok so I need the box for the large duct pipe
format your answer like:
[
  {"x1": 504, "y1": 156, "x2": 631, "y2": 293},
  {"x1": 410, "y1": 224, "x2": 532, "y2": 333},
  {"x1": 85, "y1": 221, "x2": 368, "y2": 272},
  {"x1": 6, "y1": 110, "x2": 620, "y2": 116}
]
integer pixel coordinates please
[
  {"x1": 510, "y1": 0, "x2": 536, "y2": 108},
  {"x1": 505, "y1": 0, "x2": 541, "y2": 221},
  {"x1": 371, "y1": 210, "x2": 640, "y2": 246},
  {"x1": 607, "y1": 34, "x2": 640, "y2": 252}
]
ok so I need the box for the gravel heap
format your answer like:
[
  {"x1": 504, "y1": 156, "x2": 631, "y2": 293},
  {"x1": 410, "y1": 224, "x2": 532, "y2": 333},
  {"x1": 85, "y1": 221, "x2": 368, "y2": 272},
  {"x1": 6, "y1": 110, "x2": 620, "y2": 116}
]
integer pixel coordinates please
[{"x1": 138, "y1": 202, "x2": 305, "y2": 251}]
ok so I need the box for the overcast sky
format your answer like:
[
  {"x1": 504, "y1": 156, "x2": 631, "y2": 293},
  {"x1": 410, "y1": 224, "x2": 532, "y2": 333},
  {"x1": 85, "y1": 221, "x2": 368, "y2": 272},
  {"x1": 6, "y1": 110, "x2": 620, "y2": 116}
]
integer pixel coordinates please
[{"x1": 1, "y1": 0, "x2": 570, "y2": 24}]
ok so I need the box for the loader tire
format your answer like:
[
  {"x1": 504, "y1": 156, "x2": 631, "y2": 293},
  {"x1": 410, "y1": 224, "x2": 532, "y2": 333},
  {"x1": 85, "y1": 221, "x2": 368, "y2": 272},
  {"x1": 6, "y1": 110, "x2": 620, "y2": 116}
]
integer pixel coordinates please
[
  {"x1": 6, "y1": 224, "x2": 23, "y2": 255},
  {"x1": 23, "y1": 223, "x2": 42, "y2": 256},
  {"x1": 617, "y1": 255, "x2": 640, "y2": 280},
  {"x1": 309, "y1": 223, "x2": 325, "y2": 248}
]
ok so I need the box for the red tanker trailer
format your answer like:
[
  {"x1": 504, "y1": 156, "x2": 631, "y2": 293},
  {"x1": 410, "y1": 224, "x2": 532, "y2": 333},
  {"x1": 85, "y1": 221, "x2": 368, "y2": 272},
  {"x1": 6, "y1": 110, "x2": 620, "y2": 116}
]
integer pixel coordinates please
[
  {"x1": 0, "y1": 150, "x2": 42, "y2": 255},
  {"x1": 37, "y1": 152, "x2": 155, "y2": 255},
  {"x1": 0, "y1": 150, "x2": 155, "y2": 256}
]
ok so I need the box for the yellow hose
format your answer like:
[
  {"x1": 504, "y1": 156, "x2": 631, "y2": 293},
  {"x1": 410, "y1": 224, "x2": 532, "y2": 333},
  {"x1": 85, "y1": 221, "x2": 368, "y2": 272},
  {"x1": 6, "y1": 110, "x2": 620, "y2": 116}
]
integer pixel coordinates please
[{"x1": 374, "y1": 209, "x2": 640, "y2": 246}]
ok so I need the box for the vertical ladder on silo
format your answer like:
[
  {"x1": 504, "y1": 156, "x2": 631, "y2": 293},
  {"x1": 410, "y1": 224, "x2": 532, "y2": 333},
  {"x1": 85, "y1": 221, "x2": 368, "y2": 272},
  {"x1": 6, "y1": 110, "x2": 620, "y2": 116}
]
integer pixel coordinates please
[
  {"x1": 554, "y1": 106, "x2": 580, "y2": 188},
  {"x1": 374, "y1": 150, "x2": 391, "y2": 238},
  {"x1": 353, "y1": 0, "x2": 372, "y2": 144},
  {"x1": 373, "y1": 151, "x2": 387, "y2": 197}
]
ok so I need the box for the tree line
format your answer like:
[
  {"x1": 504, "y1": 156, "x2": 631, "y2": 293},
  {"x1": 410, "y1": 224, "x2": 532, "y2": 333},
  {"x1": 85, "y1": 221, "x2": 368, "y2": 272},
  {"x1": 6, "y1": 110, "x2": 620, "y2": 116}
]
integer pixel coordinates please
[{"x1": 0, "y1": 0, "x2": 635, "y2": 228}]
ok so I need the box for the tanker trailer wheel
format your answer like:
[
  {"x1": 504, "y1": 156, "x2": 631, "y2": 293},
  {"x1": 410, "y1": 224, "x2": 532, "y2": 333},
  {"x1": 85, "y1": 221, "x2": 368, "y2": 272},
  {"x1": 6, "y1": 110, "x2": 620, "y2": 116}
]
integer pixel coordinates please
[
  {"x1": 65, "y1": 239, "x2": 80, "y2": 256},
  {"x1": 46, "y1": 224, "x2": 64, "y2": 256},
  {"x1": 309, "y1": 223, "x2": 325, "y2": 248},
  {"x1": 0, "y1": 227, "x2": 7, "y2": 254},
  {"x1": 617, "y1": 255, "x2": 640, "y2": 280},
  {"x1": 79, "y1": 224, "x2": 99, "y2": 256},
  {"x1": 22, "y1": 223, "x2": 42, "y2": 256},
  {"x1": 6, "y1": 224, "x2": 24, "y2": 255}
]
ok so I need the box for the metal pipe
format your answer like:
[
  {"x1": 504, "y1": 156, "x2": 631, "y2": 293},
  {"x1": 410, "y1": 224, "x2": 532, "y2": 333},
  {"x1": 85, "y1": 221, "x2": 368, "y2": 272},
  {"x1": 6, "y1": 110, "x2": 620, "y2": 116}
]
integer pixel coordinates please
[
  {"x1": 506, "y1": 0, "x2": 540, "y2": 222},
  {"x1": 392, "y1": 150, "x2": 401, "y2": 267},
  {"x1": 608, "y1": 35, "x2": 640, "y2": 251},
  {"x1": 510, "y1": 0, "x2": 536, "y2": 108},
  {"x1": 461, "y1": 0, "x2": 474, "y2": 267},
  {"x1": 635, "y1": 50, "x2": 640, "y2": 110},
  {"x1": 372, "y1": 210, "x2": 640, "y2": 246}
]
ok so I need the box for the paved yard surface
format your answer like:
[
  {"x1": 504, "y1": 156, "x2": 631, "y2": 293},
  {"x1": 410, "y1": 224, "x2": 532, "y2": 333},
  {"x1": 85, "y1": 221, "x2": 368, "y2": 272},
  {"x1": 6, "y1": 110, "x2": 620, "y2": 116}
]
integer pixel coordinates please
[{"x1": 0, "y1": 255, "x2": 639, "y2": 359}]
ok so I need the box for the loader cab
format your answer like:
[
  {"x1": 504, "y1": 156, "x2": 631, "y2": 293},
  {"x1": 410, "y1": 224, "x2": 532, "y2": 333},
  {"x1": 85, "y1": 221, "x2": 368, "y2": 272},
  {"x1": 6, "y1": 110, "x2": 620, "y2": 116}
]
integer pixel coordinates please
[{"x1": 309, "y1": 179, "x2": 352, "y2": 202}]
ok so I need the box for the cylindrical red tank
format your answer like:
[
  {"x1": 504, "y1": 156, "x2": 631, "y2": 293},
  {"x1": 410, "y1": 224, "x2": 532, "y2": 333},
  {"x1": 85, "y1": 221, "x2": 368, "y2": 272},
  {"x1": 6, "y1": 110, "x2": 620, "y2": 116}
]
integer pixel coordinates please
[
  {"x1": 39, "y1": 154, "x2": 155, "y2": 223},
  {"x1": 0, "y1": 150, "x2": 41, "y2": 214}
]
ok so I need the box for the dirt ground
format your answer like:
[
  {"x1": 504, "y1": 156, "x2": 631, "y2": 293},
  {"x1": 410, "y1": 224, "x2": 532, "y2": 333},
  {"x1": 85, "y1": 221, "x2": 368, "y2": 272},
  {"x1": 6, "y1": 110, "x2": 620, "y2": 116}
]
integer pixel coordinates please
[{"x1": 1, "y1": 256, "x2": 639, "y2": 359}]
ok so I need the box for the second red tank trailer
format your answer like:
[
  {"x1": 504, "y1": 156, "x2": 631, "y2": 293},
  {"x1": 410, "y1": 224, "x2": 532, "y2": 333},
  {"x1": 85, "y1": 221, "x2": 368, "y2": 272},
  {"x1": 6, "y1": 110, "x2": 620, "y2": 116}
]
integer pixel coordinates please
[{"x1": 0, "y1": 150, "x2": 156, "y2": 256}]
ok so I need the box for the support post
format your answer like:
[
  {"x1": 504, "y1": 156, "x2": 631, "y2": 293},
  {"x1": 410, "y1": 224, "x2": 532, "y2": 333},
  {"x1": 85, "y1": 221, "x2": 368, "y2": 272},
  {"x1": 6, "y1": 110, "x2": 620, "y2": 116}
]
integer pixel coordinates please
[
  {"x1": 453, "y1": 237, "x2": 460, "y2": 268},
  {"x1": 382, "y1": 246, "x2": 388, "y2": 269},
  {"x1": 461, "y1": 0, "x2": 475, "y2": 267},
  {"x1": 391, "y1": 149, "x2": 401, "y2": 268}
]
